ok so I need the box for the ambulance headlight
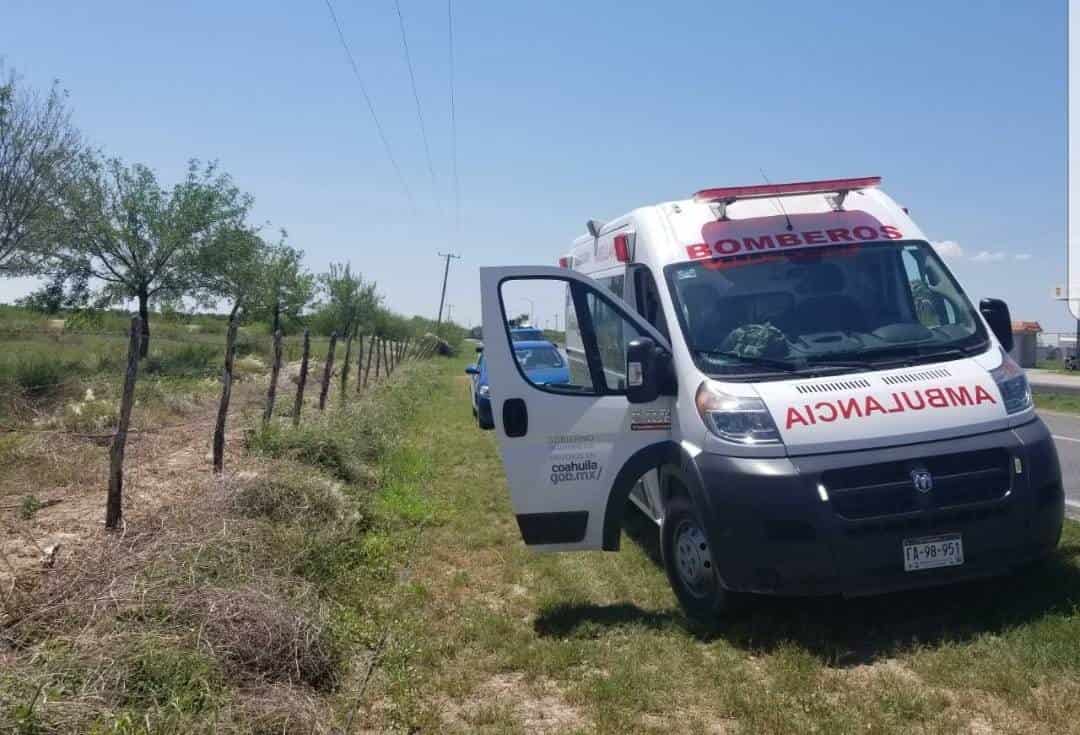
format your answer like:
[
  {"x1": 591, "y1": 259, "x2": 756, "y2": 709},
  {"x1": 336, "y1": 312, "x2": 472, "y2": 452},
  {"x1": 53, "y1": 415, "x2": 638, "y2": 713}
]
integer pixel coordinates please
[
  {"x1": 695, "y1": 382, "x2": 782, "y2": 445},
  {"x1": 989, "y1": 349, "x2": 1032, "y2": 415},
  {"x1": 478, "y1": 384, "x2": 490, "y2": 397}
]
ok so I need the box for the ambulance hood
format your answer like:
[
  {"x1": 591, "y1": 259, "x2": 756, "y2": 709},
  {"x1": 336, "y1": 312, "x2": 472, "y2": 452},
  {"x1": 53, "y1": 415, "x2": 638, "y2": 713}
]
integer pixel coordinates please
[{"x1": 750, "y1": 351, "x2": 1012, "y2": 456}]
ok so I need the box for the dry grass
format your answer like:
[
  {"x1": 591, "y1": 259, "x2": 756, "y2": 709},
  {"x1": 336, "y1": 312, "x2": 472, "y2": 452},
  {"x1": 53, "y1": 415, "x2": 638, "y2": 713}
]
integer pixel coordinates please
[
  {"x1": 0, "y1": 353, "x2": 441, "y2": 733},
  {"x1": 180, "y1": 586, "x2": 344, "y2": 691}
]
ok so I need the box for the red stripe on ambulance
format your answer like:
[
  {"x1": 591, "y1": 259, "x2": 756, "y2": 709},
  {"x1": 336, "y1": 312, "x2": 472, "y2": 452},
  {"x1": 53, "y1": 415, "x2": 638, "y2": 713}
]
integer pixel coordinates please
[{"x1": 784, "y1": 384, "x2": 997, "y2": 430}]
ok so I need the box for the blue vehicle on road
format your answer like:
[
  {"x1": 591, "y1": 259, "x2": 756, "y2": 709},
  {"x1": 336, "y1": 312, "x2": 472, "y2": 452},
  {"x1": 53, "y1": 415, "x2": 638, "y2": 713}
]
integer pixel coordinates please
[
  {"x1": 510, "y1": 327, "x2": 545, "y2": 342},
  {"x1": 466, "y1": 340, "x2": 569, "y2": 429}
]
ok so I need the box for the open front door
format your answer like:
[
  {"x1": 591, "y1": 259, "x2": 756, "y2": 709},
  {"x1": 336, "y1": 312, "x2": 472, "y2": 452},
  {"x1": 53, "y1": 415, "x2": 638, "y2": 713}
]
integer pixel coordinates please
[{"x1": 480, "y1": 266, "x2": 674, "y2": 551}]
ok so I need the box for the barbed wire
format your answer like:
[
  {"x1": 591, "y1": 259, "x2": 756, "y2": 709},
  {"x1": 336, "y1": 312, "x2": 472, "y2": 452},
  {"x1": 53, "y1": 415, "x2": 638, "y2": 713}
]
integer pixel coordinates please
[
  {"x1": 0, "y1": 415, "x2": 212, "y2": 440},
  {"x1": 0, "y1": 355, "x2": 428, "y2": 440},
  {"x1": 0, "y1": 328, "x2": 422, "y2": 346}
]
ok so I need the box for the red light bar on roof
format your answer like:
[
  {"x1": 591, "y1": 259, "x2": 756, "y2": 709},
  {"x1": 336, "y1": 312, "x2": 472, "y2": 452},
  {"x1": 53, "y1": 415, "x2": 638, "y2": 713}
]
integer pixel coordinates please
[
  {"x1": 613, "y1": 234, "x2": 631, "y2": 263},
  {"x1": 693, "y1": 176, "x2": 881, "y2": 203}
]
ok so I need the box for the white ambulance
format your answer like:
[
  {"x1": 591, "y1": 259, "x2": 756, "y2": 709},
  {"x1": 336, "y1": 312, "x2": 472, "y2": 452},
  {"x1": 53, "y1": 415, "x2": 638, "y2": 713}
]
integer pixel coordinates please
[{"x1": 479, "y1": 177, "x2": 1063, "y2": 619}]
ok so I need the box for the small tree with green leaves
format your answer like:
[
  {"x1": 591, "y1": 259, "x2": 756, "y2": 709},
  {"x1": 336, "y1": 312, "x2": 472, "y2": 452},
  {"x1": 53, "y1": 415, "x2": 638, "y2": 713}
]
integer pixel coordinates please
[
  {"x1": 193, "y1": 224, "x2": 267, "y2": 322},
  {"x1": 53, "y1": 156, "x2": 250, "y2": 356},
  {"x1": 251, "y1": 232, "x2": 315, "y2": 334},
  {"x1": 0, "y1": 64, "x2": 84, "y2": 275},
  {"x1": 320, "y1": 262, "x2": 381, "y2": 340}
]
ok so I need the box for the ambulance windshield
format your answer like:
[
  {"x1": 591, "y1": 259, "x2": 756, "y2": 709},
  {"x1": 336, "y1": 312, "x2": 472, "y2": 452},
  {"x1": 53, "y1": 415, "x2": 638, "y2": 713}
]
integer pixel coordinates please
[{"x1": 665, "y1": 241, "x2": 988, "y2": 377}]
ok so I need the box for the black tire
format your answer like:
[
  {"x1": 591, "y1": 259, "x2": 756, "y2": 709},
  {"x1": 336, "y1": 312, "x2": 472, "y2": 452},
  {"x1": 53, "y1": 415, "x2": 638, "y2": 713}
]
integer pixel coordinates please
[{"x1": 661, "y1": 495, "x2": 740, "y2": 620}]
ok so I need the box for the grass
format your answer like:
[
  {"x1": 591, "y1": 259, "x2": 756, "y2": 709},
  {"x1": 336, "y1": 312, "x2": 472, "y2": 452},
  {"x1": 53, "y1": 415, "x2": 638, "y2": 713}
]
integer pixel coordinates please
[
  {"x1": 0, "y1": 350, "x2": 445, "y2": 733},
  {"x1": 6, "y1": 341, "x2": 1080, "y2": 732},
  {"x1": 337, "y1": 354, "x2": 1080, "y2": 734},
  {"x1": 1036, "y1": 392, "x2": 1080, "y2": 414}
]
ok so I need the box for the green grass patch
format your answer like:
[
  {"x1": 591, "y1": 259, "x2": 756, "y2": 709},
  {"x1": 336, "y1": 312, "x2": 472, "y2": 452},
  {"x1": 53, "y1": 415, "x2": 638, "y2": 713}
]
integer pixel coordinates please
[
  {"x1": 1036, "y1": 392, "x2": 1080, "y2": 414},
  {"x1": 335, "y1": 353, "x2": 1080, "y2": 734}
]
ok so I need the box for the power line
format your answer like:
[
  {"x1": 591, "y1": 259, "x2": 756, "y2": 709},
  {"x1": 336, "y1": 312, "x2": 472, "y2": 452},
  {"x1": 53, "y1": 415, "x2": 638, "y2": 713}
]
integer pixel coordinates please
[
  {"x1": 393, "y1": 0, "x2": 439, "y2": 211},
  {"x1": 322, "y1": 0, "x2": 417, "y2": 213},
  {"x1": 448, "y1": 0, "x2": 461, "y2": 231}
]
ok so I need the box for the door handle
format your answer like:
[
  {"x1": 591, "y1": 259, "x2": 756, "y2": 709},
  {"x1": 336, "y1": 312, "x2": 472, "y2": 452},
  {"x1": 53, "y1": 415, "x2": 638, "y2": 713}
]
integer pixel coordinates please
[{"x1": 503, "y1": 398, "x2": 528, "y2": 437}]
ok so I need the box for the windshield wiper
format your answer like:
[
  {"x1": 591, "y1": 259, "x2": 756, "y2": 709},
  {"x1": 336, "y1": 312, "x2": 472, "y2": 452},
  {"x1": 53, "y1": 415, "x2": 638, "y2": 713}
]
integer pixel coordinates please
[
  {"x1": 807, "y1": 342, "x2": 984, "y2": 368},
  {"x1": 803, "y1": 357, "x2": 876, "y2": 370},
  {"x1": 693, "y1": 349, "x2": 800, "y2": 372}
]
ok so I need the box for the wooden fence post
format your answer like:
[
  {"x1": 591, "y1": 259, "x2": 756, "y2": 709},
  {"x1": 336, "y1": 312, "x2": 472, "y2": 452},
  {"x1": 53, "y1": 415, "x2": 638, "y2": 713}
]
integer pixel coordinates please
[
  {"x1": 263, "y1": 329, "x2": 283, "y2": 427},
  {"x1": 362, "y1": 335, "x2": 375, "y2": 388},
  {"x1": 319, "y1": 332, "x2": 338, "y2": 411},
  {"x1": 340, "y1": 332, "x2": 353, "y2": 400},
  {"x1": 382, "y1": 339, "x2": 391, "y2": 375},
  {"x1": 106, "y1": 316, "x2": 142, "y2": 530},
  {"x1": 402, "y1": 337, "x2": 411, "y2": 363},
  {"x1": 373, "y1": 336, "x2": 383, "y2": 381},
  {"x1": 356, "y1": 335, "x2": 365, "y2": 393},
  {"x1": 293, "y1": 329, "x2": 311, "y2": 427},
  {"x1": 212, "y1": 319, "x2": 239, "y2": 475}
]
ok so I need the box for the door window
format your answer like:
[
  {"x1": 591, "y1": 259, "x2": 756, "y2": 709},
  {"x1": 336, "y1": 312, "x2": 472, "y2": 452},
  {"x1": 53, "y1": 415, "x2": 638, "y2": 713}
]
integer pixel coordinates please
[
  {"x1": 500, "y1": 276, "x2": 647, "y2": 395},
  {"x1": 632, "y1": 265, "x2": 670, "y2": 340}
]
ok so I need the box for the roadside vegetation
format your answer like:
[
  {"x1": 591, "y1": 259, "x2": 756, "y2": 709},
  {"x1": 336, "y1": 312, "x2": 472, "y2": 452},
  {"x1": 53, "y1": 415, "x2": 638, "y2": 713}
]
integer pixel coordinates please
[
  {"x1": 6, "y1": 343, "x2": 1080, "y2": 733},
  {"x1": 1, "y1": 355, "x2": 444, "y2": 733},
  {"x1": 1035, "y1": 392, "x2": 1080, "y2": 415},
  {"x1": 331, "y1": 355, "x2": 1080, "y2": 734}
]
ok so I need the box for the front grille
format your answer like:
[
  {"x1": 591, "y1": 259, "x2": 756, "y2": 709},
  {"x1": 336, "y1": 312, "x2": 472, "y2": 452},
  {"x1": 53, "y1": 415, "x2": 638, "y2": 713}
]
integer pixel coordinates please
[{"x1": 824, "y1": 448, "x2": 1011, "y2": 520}]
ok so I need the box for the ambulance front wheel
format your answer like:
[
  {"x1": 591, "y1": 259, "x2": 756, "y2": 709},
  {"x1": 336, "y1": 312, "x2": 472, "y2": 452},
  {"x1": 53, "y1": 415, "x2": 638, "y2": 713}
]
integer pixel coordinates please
[{"x1": 661, "y1": 496, "x2": 740, "y2": 620}]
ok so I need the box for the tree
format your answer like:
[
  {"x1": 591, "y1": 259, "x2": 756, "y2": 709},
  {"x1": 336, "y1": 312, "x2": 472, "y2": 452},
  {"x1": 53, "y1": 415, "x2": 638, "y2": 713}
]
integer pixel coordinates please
[
  {"x1": 54, "y1": 156, "x2": 250, "y2": 356},
  {"x1": 193, "y1": 224, "x2": 266, "y2": 322},
  {"x1": 0, "y1": 64, "x2": 84, "y2": 274},
  {"x1": 251, "y1": 232, "x2": 315, "y2": 334},
  {"x1": 17, "y1": 265, "x2": 91, "y2": 314},
  {"x1": 320, "y1": 262, "x2": 381, "y2": 340},
  {"x1": 320, "y1": 263, "x2": 380, "y2": 397}
]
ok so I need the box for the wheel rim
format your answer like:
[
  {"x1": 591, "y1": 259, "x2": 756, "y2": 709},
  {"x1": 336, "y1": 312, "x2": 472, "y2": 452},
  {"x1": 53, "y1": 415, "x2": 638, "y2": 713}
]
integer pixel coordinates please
[{"x1": 673, "y1": 519, "x2": 714, "y2": 599}]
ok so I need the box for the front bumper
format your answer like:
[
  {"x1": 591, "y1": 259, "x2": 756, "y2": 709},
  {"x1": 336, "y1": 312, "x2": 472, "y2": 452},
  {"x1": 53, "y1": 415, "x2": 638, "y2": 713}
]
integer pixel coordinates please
[{"x1": 695, "y1": 418, "x2": 1064, "y2": 596}]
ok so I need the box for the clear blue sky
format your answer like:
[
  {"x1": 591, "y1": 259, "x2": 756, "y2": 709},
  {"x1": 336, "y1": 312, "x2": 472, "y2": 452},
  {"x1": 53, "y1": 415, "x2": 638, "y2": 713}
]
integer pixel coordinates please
[{"x1": 2, "y1": 1, "x2": 1069, "y2": 330}]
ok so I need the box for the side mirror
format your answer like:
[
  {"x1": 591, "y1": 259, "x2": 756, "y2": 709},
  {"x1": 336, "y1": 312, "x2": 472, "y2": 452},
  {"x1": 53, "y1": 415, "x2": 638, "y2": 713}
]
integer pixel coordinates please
[
  {"x1": 979, "y1": 298, "x2": 1013, "y2": 352},
  {"x1": 465, "y1": 364, "x2": 479, "y2": 375},
  {"x1": 626, "y1": 337, "x2": 661, "y2": 404}
]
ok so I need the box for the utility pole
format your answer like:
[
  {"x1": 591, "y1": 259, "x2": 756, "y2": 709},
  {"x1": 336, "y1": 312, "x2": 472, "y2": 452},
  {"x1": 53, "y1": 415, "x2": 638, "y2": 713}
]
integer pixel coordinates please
[
  {"x1": 446, "y1": 303, "x2": 454, "y2": 324},
  {"x1": 436, "y1": 252, "x2": 460, "y2": 335}
]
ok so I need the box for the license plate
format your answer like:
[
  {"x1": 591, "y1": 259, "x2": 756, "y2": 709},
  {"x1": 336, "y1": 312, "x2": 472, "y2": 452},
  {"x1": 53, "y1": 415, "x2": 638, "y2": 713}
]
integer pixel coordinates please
[{"x1": 903, "y1": 533, "x2": 964, "y2": 572}]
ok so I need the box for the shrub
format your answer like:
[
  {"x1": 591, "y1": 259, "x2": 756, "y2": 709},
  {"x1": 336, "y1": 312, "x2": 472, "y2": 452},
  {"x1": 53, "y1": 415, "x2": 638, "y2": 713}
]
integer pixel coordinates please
[
  {"x1": 18, "y1": 494, "x2": 42, "y2": 521},
  {"x1": 143, "y1": 343, "x2": 220, "y2": 378},
  {"x1": 246, "y1": 422, "x2": 368, "y2": 484},
  {"x1": 233, "y1": 472, "x2": 346, "y2": 525},
  {"x1": 7, "y1": 356, "x2": 64, "y2": 396},
  {"x1": 60, "y1": 388, "x2": 118, "y2": 432},
  {"x1": 180, "y1": 588, "x2": 345, "y2": 691},
  {"x1": 119, "y1": 641, "x2": 224, "y2": 714}
]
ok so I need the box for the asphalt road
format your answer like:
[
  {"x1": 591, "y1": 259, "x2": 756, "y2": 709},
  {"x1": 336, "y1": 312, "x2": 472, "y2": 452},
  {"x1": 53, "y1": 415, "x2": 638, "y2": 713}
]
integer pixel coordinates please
[{"x1": 1039, "y1": 410, "x2": 1080, "y2": 518}]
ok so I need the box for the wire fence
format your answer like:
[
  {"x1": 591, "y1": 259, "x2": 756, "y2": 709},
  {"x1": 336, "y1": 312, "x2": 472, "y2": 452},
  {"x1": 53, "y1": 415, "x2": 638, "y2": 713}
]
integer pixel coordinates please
[{"x1": 1, "y1": 320, "x2": 445, "y2": 529}]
